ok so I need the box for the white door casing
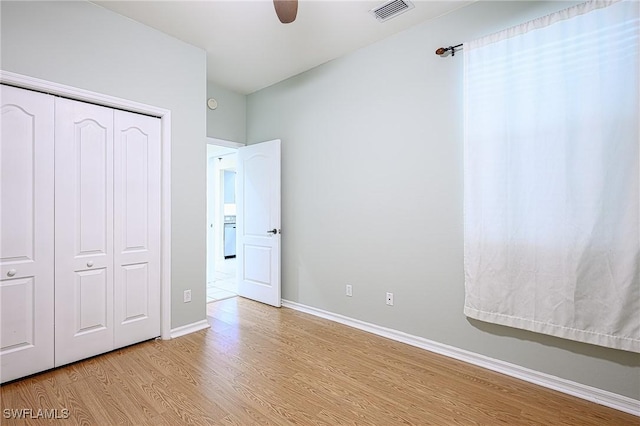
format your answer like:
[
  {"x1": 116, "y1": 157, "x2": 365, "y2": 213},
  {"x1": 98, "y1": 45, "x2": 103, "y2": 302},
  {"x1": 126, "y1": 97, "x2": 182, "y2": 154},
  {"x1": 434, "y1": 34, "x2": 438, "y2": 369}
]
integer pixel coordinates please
[
  {"x1": 0, "y1": 85, "x2": 55, "y2": 382},
  {"x1": 54, "y1": 97, "x2": 115, "y2": 366},
  {"x1": 0, "y1": 71, "x2": 172, "y2": 344},
  {"x1": 113, "y1": 110, "x2": 161, "y2": 348},
  {"x1": 0, "y1": 74, "x2": 170, "y2": 382},
  {"x1": 237, "y1": 139, "x2": 281, "y2": 307}
]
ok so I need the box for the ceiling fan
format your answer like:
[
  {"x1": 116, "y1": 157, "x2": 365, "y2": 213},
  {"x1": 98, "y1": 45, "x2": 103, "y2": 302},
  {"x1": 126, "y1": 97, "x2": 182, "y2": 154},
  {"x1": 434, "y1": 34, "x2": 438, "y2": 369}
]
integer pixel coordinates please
[{"x1": 273, "y1": 0, "x2": 298, "y2": 24}]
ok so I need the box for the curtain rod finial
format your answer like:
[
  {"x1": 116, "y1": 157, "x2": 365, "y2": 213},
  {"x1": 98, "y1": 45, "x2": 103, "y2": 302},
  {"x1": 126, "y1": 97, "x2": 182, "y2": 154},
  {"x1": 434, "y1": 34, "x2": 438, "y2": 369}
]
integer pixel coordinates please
[{"x1": 435, "y1": 44, "x2": 463, "y2": 57}]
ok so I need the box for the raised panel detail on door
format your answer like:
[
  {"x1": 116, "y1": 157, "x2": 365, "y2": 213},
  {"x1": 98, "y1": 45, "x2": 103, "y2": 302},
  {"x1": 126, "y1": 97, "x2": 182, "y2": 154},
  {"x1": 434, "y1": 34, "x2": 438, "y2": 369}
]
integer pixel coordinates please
[
  {"x1": 243, "y1": 245, "x2": 272, "y2": 286},
  {"x1": 77, "y1": 121, "x2": 109, "y2": 255},
  {"x1": 75, "y1": 269, "x2": 108, "y2": 334},
  {"x1": 122, "y1": 128, "x2": 149, "y2": 252},
  {"x1": 244, "y1": 155, "x2": 271, "y2": 237},
  {"x1": 1, "y1": 105, "x2": 34, "y2": 263},
  {"x1": 114, "y1": 110, "x2": 161, "y2": 348},
  {"x1": 122, "y1": 263, "x2": 149, "y2": 323},
  {"x1": 0, "y1": 85, "x2": 55, "y2": 383},
  {"x1": 0, "y1": 278, "x2": 34, "y2": 350},
  {"x1": 55, "y1": 97, "x2": 114, "y2": 367}
]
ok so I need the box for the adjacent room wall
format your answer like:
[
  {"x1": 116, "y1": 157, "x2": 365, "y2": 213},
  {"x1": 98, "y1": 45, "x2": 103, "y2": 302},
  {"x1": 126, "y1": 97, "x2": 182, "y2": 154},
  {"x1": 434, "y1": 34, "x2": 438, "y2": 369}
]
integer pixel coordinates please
[
  {"x1": 207, "y1": 80, "x2": 246, "y2": 143},
  {"x1": 247, "y1": 1, "x2": 640, "y2": 399},
  {"x1": 1, "y1": 0, "x2": 207, "y2": 329}
]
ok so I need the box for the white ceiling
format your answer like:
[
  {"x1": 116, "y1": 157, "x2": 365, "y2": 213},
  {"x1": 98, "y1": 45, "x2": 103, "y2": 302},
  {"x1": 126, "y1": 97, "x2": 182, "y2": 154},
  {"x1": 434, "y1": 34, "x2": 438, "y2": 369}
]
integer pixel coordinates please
[{"x1": 92, "y1": 0, "x2": 473, "y2": 94}]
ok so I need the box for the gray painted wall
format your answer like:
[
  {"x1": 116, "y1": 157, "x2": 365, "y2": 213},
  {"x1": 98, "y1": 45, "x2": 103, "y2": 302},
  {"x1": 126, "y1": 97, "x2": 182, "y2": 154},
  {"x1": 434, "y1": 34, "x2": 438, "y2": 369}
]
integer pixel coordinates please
[
  {"x1": 247, "y1": 1, "x2": 640, "y2": 399},
  {"x1": 207, "y1": 80, "x2": 246, "y2": 143},
  {"x1": 1, "y1": 1, "x2": 207, "y2": 329}
]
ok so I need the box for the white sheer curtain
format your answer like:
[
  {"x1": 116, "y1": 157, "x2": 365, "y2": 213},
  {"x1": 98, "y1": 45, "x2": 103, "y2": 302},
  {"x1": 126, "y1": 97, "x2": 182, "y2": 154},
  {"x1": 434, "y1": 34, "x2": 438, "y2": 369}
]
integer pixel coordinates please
[{"x1": 463, "y1": 0, "x2": 639, "y2": 352}]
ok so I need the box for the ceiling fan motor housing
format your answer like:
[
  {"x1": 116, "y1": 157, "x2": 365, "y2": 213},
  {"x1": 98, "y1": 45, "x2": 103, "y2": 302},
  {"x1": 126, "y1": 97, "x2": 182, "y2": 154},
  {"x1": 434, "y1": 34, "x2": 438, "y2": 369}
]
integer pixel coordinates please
[{"x1": 273, "y1": 0, "x2": 298, "y2": 24}]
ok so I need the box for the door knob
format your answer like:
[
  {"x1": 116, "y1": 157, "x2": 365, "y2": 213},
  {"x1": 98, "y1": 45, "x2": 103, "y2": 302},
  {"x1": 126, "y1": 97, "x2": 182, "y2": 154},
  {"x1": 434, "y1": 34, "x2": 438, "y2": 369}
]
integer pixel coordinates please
[
  {"x1": 267, "y1": 229, "x2": 277, "y2": 234},
  {"x1": 7, "y1": 269, "x2": 16, "y2": 277},
  {"x1": 87, "y1": 261, "x2": 94, "y2": 268}
]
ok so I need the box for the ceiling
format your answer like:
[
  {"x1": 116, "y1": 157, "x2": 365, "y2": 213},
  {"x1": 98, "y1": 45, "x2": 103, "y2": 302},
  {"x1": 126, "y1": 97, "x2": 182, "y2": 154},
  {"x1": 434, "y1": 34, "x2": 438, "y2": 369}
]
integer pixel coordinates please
[{"x1": 92, "y1": 0, "x2": 473, "y2": 95}]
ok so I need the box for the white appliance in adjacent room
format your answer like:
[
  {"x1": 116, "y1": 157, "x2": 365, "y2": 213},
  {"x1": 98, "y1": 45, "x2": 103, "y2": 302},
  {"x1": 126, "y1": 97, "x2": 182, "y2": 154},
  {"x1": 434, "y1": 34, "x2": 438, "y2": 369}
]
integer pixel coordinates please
[{"x1": 223, "y1": 215, "x2": 236, "y2": 258}]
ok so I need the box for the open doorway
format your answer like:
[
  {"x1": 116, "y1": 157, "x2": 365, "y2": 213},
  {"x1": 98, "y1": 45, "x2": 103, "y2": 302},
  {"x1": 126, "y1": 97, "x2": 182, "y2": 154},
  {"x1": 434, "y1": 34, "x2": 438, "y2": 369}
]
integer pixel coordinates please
[{"x1": 207, "y1": 140, "x2": 241, "y2": 303}]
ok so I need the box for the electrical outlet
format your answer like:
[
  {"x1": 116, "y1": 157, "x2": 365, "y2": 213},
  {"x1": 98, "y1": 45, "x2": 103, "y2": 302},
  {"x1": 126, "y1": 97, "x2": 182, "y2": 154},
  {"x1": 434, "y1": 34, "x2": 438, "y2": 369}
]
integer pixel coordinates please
[
  {"x1": 386, "y1": 292, "x2": 394, "y2": 306},
  {"x1": 183, "y1": 289, "x2": 192, "y2": 303},
  {"x1": 346, "y1": 284, "x2": 353, "y2": 297}
]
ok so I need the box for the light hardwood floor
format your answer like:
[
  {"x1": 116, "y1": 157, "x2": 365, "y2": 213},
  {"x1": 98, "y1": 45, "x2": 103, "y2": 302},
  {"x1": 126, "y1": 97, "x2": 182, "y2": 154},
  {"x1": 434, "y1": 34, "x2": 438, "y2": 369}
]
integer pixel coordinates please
[{"x1": 1, "y1": 297, "x2": 637, "y2": 425}]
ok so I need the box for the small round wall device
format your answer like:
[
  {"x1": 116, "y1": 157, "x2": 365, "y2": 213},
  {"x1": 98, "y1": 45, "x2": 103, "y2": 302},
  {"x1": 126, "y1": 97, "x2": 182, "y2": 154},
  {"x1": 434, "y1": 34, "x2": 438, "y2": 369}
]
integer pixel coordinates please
[{"x1": 207, "y1": 98, "x2": 218, "y2": 110}]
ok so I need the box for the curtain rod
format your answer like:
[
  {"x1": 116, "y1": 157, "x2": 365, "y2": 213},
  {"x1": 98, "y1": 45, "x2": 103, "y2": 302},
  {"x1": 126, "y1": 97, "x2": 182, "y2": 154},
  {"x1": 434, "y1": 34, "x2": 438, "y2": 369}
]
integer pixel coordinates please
[{"x1": 435, "y1": 43, "x2": 463, "y2": 57}]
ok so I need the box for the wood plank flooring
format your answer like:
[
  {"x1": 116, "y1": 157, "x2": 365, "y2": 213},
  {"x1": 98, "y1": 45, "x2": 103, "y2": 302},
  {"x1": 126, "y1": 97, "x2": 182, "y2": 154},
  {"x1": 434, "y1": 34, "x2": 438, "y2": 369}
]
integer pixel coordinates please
[{"x1": 1, "y1": 297, "x2": 637, "y2": 425}]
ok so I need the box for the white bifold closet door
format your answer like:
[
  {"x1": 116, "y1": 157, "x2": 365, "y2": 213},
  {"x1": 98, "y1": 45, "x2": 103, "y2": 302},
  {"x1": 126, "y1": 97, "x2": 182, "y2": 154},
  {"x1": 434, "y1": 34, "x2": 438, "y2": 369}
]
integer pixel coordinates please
[
  {"x1": 54, "y1": 98, "x2": 115, "y2": 365},
  {"x1": 0, "y1": 85, "x2": 55, "y2": 383},
  {"x1": 54, "y1": 97, "x2": 161, "y2": 367},
  {"x1": 112, "y1": 108, "x2": 161, "y2": 349},
  {"x1": 1, "y1": 85, "x2": 160, "y2": 380}
]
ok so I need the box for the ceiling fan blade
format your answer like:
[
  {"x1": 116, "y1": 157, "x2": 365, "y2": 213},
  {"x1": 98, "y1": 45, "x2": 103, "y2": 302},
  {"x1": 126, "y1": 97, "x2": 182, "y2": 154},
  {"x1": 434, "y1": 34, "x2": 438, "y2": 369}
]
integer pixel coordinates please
[{"x1": 273, "y1": 0, "x2": 298, "y2": 24}]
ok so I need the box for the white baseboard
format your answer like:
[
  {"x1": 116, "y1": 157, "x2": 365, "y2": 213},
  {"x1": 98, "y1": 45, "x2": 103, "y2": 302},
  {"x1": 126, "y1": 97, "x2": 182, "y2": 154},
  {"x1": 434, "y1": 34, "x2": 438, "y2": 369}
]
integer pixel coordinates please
[
  {"x1": 282, "y1": 299, "x2": 639, "y2": 417},
  {"x1": 169, "y1": 319, "x2": 210, "y2": 339}
]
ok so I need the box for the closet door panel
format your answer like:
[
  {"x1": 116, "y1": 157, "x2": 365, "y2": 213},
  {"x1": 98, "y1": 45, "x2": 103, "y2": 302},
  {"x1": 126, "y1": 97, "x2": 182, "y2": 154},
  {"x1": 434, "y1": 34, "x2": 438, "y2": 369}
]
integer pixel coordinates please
[
  {"x1": 0, "y1": 85, "x2": 55, "y2": 383},
  {"x1": 55, "y1": 97, "x2": 114, "y2": 367},
  {"x1": 75, "y1": 269, "x2": 109, "y2": 333},
  {"x1": 113, "y1": 110, "x2": 161, "y2": 347}
]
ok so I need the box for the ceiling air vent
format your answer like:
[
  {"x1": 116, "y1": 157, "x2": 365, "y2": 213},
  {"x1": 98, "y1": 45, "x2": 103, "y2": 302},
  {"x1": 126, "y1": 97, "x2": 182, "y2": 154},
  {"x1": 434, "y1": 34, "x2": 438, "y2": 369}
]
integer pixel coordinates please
[{"x1": 370, "y1": 0, "x2": 414, "y2": 23}]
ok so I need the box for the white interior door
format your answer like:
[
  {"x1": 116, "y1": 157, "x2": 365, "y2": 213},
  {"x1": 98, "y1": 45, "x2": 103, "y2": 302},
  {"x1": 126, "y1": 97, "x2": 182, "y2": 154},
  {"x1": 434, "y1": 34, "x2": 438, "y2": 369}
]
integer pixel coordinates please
[
  {"x1": 113, "y1": 110, "x2": 161, "y2": 347},
  {"x1": 55, "y1": 97, "x2": 114, "y2": 367},
  {"x1": 1, "y1": 81, "x2": 166, "y2": 381},
  {"x1": 0, "y1": 85, "x2": 55, "y2": 382},
  {"x1": 237, "y1": 139, "x2": 281, "y2": 307}
]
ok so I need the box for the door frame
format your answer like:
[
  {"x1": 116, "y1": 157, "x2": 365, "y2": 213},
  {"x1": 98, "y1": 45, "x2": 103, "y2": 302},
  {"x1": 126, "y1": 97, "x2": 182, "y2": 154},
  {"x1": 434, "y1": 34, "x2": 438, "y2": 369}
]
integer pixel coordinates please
[
  {"x1": 0, "y1": 70, "x2": 173, "y2": 340},
  {"x1": 206, "y1": 137, "x2": 244, "y2": 292}
]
